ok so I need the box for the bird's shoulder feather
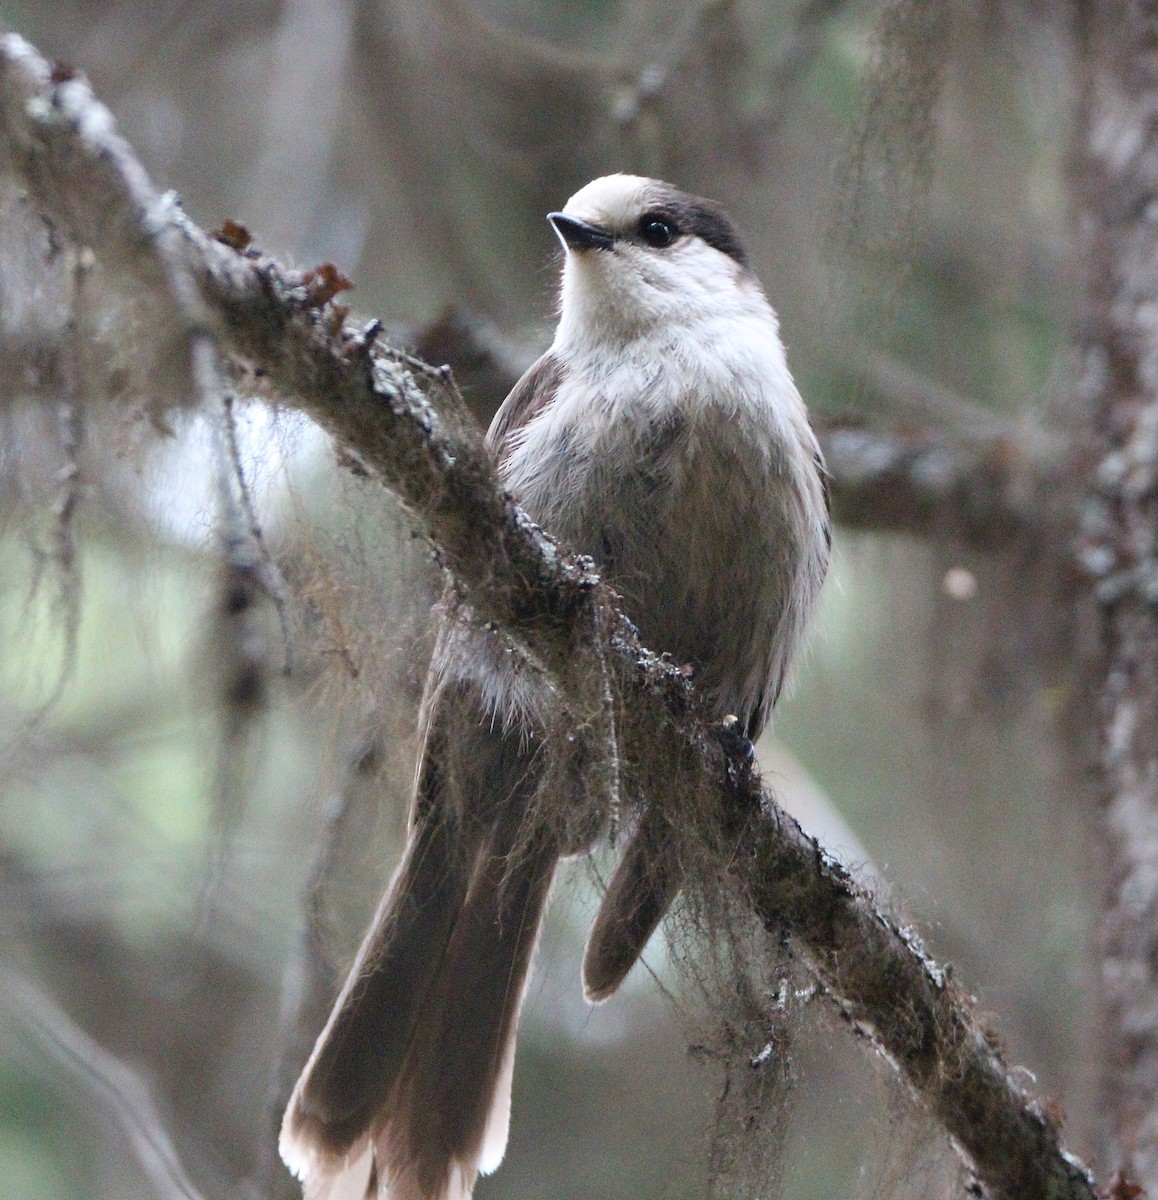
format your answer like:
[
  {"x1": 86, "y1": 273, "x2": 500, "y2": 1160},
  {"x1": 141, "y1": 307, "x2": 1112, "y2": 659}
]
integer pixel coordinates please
[{"x1": 486, "y1": 352, "x2": 564, "y2": 466}]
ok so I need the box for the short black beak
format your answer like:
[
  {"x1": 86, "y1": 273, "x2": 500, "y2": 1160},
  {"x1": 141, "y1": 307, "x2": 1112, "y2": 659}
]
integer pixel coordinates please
[{"x1": 547, "y1": 212, "x2": 615, "y2": 252}]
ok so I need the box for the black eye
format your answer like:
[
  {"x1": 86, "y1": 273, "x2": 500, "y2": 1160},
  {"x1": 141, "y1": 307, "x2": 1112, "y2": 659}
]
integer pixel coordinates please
[{"x1": 639, "y1": 215, "x2": 678, "y2": 248}]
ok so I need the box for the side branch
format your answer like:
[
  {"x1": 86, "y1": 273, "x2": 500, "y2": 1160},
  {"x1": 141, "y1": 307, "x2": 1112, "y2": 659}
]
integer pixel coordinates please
[
  {"x1": 820, "y1": 423, "x2": 1038, "y2": 542},
  {"x1": 0, "y1": 31, "x2": 1096, "y2": 1200}
]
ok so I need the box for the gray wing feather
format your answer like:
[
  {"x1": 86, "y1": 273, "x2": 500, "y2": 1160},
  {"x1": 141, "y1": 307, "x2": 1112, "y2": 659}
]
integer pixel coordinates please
[{"x1": 486, "y1": 353, "x2": 563, "y2": 464}]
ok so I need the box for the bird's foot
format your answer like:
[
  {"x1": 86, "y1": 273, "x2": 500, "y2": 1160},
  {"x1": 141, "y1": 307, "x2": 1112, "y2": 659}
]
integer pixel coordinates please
[{"x1": 714, "y1": 714, "x2": 756, "y2": 777}]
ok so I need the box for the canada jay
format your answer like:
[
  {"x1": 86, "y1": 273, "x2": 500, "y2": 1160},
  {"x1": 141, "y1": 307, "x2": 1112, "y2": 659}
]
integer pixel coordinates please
[{"x1": 280, "y1": 174, "x2": 831, "y2": 1200}]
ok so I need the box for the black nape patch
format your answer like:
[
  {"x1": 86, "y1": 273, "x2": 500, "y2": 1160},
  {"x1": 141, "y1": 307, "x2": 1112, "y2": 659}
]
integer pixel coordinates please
[
  {"x1": 660, "y1": 188, "x2": 749, "y2": 267},
  {"x1": 683, "y1": 202, "x2": 749, "y2": 267}
]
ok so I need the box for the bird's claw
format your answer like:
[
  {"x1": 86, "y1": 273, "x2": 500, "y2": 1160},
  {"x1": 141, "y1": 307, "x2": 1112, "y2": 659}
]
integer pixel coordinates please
[{"x1": 715, "y1": 714, "x2": 755, "y2": 773}]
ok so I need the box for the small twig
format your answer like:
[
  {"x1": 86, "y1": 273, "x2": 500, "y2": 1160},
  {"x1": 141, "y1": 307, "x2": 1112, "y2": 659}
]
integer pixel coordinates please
[
  {"x1": 220, "y1": 391, "x2": 294, "y2": 676},
  {"x1": 258, "y1": 736, "x2": 385, "y2": 1199},
  {"x1": 26, "y1": 244, "x2": 90, "y2": 721},
  {"x1": 379, "y1": 342, "x2": 456, "y2": 388},
  {"x1": 851, "y1": 345, "x2": 1012, "y2": 437},
  {"x1": 199, "y1": 383, "x2": 287, "y2": 926},
  {"x1": 611, "y1": 0, "x2": 718, "y2": 124},
  {"x1": 2, "y1": 970, "x2": 208, "y2": 1200},
  {"x1": 594, "y1": 604, "x2": 624, "y2": 847}
]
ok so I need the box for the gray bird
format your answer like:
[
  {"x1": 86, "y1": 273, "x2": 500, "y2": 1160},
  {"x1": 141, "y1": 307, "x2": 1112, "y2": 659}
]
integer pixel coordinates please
[{"x1": 280, "y1": 173, "x2": 831, "y2": 1200}]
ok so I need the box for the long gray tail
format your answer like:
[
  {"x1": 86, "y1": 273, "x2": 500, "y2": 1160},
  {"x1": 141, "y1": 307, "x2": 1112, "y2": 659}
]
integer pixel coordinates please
[{"x1": 280, "y1": 701, "x2": 555, "y2": 1200}]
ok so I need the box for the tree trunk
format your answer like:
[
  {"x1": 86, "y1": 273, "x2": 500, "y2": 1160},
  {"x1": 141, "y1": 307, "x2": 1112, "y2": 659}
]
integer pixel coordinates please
[{"x1": 1078, "y1": 0, "x2": 1158, "y2": 1187}]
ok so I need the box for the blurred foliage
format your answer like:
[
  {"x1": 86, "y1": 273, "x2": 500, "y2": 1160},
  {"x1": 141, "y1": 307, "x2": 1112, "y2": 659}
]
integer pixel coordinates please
[{"x1": 0, "y1": 1, "x2": 1098, "y2": 1199}]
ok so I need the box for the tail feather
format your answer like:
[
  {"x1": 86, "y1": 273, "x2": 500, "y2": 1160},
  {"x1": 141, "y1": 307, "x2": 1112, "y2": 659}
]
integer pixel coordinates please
[
  {"x1": 281, "y1": 797, "x2": 472, "y2": 1161},
  {"x1": 281, "y1": 699, "x2": 555, "y2": 1200},
  {"x1": 477, "y1": 1014, "x2": 518, "y2": 1175},
  {"x1": 377, "y1": 814, "x2": 557, "y2": 1198},
  {"x1": 296, "y1": 1143, "x2": 373, "y2": 1200},
  {"x1": 582, "y1": 802, "x2": 683, "y2": 1002}
]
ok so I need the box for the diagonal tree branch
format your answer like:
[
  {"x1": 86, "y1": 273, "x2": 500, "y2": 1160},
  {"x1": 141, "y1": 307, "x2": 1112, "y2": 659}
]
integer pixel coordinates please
[{"x1": 0, "y1": 29, "x2": 1098, "y2": 1200}]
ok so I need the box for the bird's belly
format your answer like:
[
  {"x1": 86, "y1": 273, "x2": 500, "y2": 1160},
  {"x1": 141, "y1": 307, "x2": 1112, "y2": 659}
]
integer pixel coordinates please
[{"x1": 517, "y1": 415, "x2": 803, "y2": 729}]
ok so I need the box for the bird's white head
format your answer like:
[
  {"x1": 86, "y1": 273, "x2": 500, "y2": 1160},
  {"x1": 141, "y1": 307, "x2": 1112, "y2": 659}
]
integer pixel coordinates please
[{"x1": 548, "y1": 174, "x2": 767, "y2": 353}]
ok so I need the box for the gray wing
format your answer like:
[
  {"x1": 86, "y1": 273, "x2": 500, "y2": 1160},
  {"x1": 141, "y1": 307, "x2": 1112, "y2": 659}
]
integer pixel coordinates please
[{"x1": 486, "y1": 352, "x2": 563, "y2": 465}]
